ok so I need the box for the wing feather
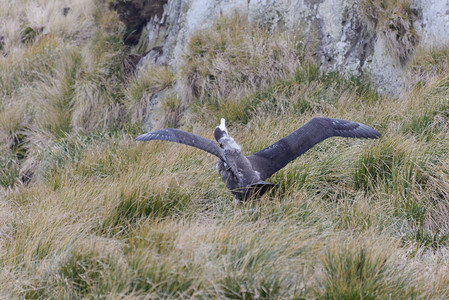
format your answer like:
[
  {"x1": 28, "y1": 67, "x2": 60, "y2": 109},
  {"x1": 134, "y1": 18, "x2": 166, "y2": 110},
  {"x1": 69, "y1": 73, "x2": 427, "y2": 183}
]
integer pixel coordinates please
[
  {"x1": 247, "y1": 117, "x2": 380, "y2": 180},
  {"x1": 135, "y1": 128, "x2": 225, "y2": 161}
]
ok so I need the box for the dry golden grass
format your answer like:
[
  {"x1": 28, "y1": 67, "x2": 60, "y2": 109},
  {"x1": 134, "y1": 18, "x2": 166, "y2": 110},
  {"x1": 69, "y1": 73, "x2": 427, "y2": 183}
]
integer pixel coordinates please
[
  {"x1": 360, "y1": 0, "x2": 418, "y2": 64},
  {"x1": 123, "y1": 65, "x2": 175, "y2": 127},
  {"x1": 1, "y1": 1, "x2": 449, "y2": 298},
  {"x1": 181, "y1": 14, "x2": 304, "y2": 105}
]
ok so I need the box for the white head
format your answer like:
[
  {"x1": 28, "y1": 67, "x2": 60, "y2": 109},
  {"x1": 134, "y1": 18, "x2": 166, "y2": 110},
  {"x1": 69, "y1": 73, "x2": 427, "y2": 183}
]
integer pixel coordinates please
[
  {"x1": 214, "y1": 118, "x2": 241, "y2": 151},
  {"x1": 218, "y1": 118, "x2": 227, "y2": 133},
  {"x1": 215, "y1": 118, "x2": 228, "y2": 142}
]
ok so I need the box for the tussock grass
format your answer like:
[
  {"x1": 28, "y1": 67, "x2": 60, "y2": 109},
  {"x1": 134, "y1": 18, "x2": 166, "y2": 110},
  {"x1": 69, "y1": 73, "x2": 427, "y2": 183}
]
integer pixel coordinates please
[
  {"x1": 181, "y1": 14, "x2": 304, "y2": 106},
  {"x1": 2, "y1": 4, "x2": 449, "y2": 299},
  {"x1": 319, "y1": 237, "x2": 417, "y2": 299},
  {"x1": 0, "y1": 150, "x2": 19, "y2": 188},
  {"x1": 409, "y1": 45, "x2": 449, "y2": 86},
  {"x1": 123, "y1": 65, "x2": 176, "y2": 130},
  {"x1": 360, "y1": 0, "x2": 418, "y2": 63},
  {"x1": 32, "y1": 50, "x2": 81, "y2": 137}
]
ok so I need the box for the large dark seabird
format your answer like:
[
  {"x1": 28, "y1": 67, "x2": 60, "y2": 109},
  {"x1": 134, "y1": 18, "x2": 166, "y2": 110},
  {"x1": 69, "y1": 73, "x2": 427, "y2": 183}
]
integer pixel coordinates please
[{"x1": 135, "y1": 117, "x2": 380, "y2": 202}]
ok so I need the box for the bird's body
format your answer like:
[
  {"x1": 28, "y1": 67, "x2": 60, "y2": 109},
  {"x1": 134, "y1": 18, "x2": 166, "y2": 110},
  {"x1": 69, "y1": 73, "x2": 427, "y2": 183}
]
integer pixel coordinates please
[
  {"x1": 135, "y1": 117, "x2": 380, "y2": 201},
  {"x1": 215, "y1": 145, "x2": 273, "y2": 201}
]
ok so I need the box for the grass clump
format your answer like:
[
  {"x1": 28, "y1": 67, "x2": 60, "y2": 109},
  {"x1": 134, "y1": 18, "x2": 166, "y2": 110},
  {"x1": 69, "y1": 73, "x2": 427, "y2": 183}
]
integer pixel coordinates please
[
  {"x1": 360, "y1": 0, "x2": 418, "y2": 64},
  {"x1": 126, "y1": 253, "x2": 201, "y2": 297},
  {"x1": 21, "y1": 240, "x2": 127, "y2": 299},
  {"x1": 0, "y1": 151, "x2": 19, "y2": 188},
  {"x1": 220, "y1": 273, "x2": 284, "y2": 299},
  {"x1": 160, "y1": 94, "x2": 184, "y2": 128},
  {"x1": 124, "y1": 222, "x2": 204, "y2": 298},
  {"x1": 33, "y1": 50, "x2": 81, "y2": 137},
  {"x1": 181, "y1": 14, "x2": 303, "y2": 105},
  {"x1": 56, "y1": 249, "x2": 115, "y2": 297},
  {"x1": 319, "y1": 238, "x2": 416, "y2": 299},
  {"x1": 102, "y1": 187, "x2": 188, "y2": 234},
  {"x1": 409, "y1": 45, "x2": 449, "y2": 86},
  {"x1": 35, "y1": 132, "x2": 105, "y2": 183},
  {"x1": 353, "y1": 136, "x2": 426, "y2": 193},
  {"x1": 216, "y1": 236, "x2": 290, "y2": 299},
  {"x1": 403, "y1": 226, "x2": 449, "y2": 251},
  {"x1": 124, "y1": 65, "x2": 175, "y2": 127}
]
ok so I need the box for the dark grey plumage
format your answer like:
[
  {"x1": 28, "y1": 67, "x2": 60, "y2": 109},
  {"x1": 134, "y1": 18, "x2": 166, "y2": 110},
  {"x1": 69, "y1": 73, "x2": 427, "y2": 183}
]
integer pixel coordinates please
[
  {"x1": 135, "y1": 128, "x2": 226, "y2": 161},
  {"x1": 135, "y1": 117, "x2": 380, "y2": 201}
]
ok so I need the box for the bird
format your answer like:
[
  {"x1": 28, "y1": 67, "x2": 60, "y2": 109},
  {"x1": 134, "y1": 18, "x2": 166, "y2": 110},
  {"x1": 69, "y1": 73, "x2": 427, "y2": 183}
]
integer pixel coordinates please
[{"x1": 135, "y1": 117, "x2": 380, "y2": 202}]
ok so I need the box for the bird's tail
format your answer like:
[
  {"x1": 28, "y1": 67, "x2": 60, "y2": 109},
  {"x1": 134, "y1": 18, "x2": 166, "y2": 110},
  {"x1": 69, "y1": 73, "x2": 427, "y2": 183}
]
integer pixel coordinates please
[{"x1": 233, "y1": 181, "x2": 276, "y2": 201}]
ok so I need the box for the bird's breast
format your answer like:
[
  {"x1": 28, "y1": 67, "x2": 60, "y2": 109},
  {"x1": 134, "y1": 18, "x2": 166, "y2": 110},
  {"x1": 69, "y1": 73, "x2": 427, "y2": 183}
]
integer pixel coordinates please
[{"x1": 217, "y1": 151, "x2": 261, "y2": 188}]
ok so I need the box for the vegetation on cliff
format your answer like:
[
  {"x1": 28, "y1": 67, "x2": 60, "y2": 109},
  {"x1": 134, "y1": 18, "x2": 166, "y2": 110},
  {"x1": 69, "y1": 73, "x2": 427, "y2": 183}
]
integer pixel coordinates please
[{"x1": 1, "y1": 0, "x2": 449, "y2": 298}]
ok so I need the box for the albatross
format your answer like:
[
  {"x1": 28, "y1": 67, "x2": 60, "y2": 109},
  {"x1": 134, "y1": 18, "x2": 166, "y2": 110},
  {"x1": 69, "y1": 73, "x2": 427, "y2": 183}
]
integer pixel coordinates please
[{"x1": 135, "y1": 117, "x2": 380, "y2": 202}]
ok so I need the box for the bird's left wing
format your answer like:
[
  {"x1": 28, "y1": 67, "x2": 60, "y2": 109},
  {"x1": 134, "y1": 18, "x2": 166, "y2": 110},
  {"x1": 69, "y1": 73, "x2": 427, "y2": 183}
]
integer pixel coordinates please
[
  {"x1": 135, "y1": 128, "x2": 226, "y2": 161},
  {"x1": 247, "y1": 117, "x2": 380, "y2": 180}
]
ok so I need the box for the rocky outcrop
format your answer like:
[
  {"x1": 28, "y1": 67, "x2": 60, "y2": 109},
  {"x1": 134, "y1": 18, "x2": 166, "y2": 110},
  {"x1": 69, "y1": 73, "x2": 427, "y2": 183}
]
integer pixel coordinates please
[
  {"x1": 137, "y1": 0, "x2": 182, "y2": 67},
  {"x1": 111, "y1": 0, "x2": 167, "y2": 45},
  {"x1": 133, "y1": 0, "x2": 449, "y2": 95},
  {"x1": 414, "y1": 0, "x2": 449, "y2": 46}
]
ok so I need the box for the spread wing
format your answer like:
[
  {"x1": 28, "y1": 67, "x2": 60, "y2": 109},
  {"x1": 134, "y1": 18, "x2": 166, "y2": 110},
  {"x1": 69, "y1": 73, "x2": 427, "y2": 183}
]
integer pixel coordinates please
[
  {"x1": 135, "y1": 128, "x2": 226, "y2": 161},
  {"x1": 247, "y1": 117, "x2": 380, "y2": 180}
]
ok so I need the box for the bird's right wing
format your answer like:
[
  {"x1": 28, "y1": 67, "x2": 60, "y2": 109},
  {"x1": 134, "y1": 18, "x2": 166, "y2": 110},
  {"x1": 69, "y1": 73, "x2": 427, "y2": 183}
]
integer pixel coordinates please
[
  {"x1": 247, "y1": 117, "x2": 380, "y2": 180},
  {"x1": 135, "y1": 128, "x2": 226, "y2": 161}
]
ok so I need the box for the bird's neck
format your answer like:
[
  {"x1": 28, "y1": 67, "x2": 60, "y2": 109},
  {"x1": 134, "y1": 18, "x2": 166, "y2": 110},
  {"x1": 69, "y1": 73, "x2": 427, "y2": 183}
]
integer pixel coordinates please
[{"x1": 221, "y1": 137, "x2": 241, "y2": 152}]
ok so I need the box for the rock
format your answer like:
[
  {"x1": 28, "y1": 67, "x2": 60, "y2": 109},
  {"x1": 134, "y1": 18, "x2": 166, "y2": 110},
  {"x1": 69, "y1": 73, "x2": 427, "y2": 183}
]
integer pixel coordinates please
[
  {"x1": 414, "y1": 0, "x2": 449, "y2": 46},
  {"x1": 137, "y1": 0, "x2": 183, "y2": 69},
  {"x1": 367, "y1": 35, "x2": 405, "y2": 95},
  {"x1": 136, "y1": 0, "x2": 449, "y2": 95},
  {"x1": 111, "y1": 0, "x2": 168, "y2": 45}
]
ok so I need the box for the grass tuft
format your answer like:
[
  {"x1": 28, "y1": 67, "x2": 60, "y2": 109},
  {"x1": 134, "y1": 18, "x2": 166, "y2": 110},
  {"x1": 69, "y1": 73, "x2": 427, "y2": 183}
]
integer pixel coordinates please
[
  {"x1": 0, "y1": 151, "x2": 19, "y2": 188},
  {"x1": 360, "y1": 0, "x2": 418, "y2": 63},
  {"x1": 353, "y1": 136, "x2": 427, "y2": 194},
  {"x1": 57, "y1": 249, "x2": 113, "y2": 297},
  {"x1": 102, "y1": 187, "x2": 188, "y2": 234},
  {"x1": 319, "y1": 238, "x2": 416, "y2": 299},
  {"x1": 181, "y1": 14, "x2": 302, "y2": 105}
]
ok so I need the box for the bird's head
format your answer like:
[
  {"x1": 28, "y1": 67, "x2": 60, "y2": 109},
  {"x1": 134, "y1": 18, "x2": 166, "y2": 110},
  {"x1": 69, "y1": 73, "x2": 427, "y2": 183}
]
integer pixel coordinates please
[
  {"x1": 214, "y1": 118, "x2": 229, "y2": 145},
  {"x1": 214, "y1": 118, "x2": 241, "y2": 151}
]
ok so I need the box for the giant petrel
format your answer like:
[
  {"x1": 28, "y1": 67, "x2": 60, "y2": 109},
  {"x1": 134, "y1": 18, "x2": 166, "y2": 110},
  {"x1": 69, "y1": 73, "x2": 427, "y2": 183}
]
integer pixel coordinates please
[{"x1": 135, "y1": 117, "x2": 380, "y2": 202}]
